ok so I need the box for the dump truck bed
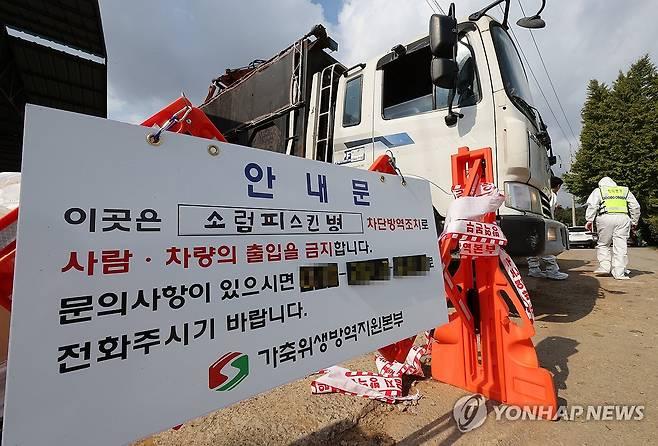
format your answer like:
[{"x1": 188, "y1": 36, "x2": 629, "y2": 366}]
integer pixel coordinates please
[{"x1": 201, "y1": 26, "x2": 340, "y2": 158}]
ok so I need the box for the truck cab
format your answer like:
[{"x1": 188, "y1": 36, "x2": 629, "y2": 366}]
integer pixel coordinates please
[
  {"x1": 201, "y1": 9, "x2": 568, "y2": 257},
  {"x1": 308, "y1": 15, "x2": 567, "y2": 256}
]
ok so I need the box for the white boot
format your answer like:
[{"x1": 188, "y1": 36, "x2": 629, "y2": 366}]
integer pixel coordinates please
[
  {"x1": 543, "y1": 255, "x2": 566, "y2": 280},
  {"x1": 546, "y1": 271, "x2": 568, "y2": 280},
  {"x1": 594, "y1": 260, "x2": 611, "y2": 275},
  {"x1": 528, "y1": 268, "x2": 546, "y2": 278},
  {"x1": 612, "y1": 267, "x2": 629, "y2": 280}
]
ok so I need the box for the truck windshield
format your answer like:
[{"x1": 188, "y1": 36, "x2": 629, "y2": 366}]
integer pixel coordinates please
[{"x1": 490, "y1": 25, "x2": 536, "y2": 123}]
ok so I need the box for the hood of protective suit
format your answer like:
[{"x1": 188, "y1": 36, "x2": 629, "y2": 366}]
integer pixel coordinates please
[{"x1": 598, "y1": 177, "x2": 617, "y2": 187}]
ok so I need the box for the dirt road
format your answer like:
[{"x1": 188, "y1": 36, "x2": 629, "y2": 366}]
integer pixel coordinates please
[{"x1": 139, "y1": 247, "x2": 658, "y2": 445}]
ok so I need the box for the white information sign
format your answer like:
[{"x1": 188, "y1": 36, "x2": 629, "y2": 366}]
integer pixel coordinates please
[{"x1": 3, "y1": 106, "x2": 448, "y2": 445}]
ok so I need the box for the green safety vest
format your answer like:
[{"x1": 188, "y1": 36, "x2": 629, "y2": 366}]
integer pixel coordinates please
[{"x1": 599, "y1": 185, "x2": 629, "y2": 214}]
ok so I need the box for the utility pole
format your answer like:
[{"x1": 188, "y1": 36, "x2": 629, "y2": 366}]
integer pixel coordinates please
[{"x1": 571, "y1": 194, "x2": 577, "y2": 227}]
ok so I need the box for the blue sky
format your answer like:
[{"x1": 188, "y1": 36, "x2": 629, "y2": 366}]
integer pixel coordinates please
[{"x1": 312, "y1": 0, "x2": 341, "y2": 23}]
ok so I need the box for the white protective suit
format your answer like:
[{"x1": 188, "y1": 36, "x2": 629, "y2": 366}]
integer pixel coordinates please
[
  {"x1": 527, "y1": 191, "x2": 567, "y2": 279},
  {"x1": 585, "y1": 177, "x2": 641, "y2": 279}
]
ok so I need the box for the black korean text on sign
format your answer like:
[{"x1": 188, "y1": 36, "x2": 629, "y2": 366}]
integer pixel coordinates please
[
  {"x1": 257, "y1": 311, "x2": 404, "y2": 368},
  {"x1": 177, "y1": 205, "x2": 364, "y2": 236},
  {"x1": 58, "y1": 282, "x2": 212, "y2": 325},
  {"x1": 205, "y1": 211, "x2": 225, "y2": 229},
  {"x1": 57, "y1": 318, "x2": 216, "y2": 374},
  {"x1": 220, "y1": 273, "x2": 295, "y2": 300},
  {"x1": 63, "y1": 208, "x2": 161, "y2": 232},
  {"x1": 227, "y1": 302, "x2": 306, "y2": 333},
  {"x1": 261, "y1": 211, "x2": 285, "y2": 230}
]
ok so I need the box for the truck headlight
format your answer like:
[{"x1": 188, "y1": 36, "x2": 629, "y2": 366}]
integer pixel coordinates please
[{"x1": 504, "y1": 182, "x2": 542, "y2": 214}]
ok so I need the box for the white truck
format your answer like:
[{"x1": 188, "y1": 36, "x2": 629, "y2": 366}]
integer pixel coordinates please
[{"x1": 201, "y1": 0, "x2": 568, "y2": 256}]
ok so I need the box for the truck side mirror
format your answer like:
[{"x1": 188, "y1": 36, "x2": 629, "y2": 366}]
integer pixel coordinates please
[
  {"x1": 429, "y1": 14, "x2": 457, "y2": 59},
  {"x1": 431, "y1": 58, "x2": 458, "y2": 89},
  {"x1": 429, "y1": 10, "x2": 458, "y2": 89},
  {"x1": 516, "y1": 0, "x2": 547, "y2": 29},
  {"x1": 429, "y1": 5, "x2": 462, "y2": 125}
]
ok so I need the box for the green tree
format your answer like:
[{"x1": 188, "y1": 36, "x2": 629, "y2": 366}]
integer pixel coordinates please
[
  {"x1": 554, "y1": 206, "x2": 586, "y2": 227},
  {"x1": 564, "y1": 55, "x2": 658, "y2": 241}
]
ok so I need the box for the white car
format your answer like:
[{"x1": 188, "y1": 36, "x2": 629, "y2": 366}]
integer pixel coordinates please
[{"x1": 568, "y1": 226, "x2": 597, "y2": 248}]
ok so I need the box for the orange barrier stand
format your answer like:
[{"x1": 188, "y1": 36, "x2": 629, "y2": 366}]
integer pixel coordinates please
[
  {"x1": 141, "y1": 96, "x2": 227, "y2": 142},
  {"x1": 373, "y1": 148, "x2": 557, "y2": 418}
]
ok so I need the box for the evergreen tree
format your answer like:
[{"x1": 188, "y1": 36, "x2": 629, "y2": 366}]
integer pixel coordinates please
[
  {"x1": 564, "y1": 55, "x2": 658, "y2": 241},
  {"x1": 554, "y1": 207, "x2": 586, "y2": 227}
]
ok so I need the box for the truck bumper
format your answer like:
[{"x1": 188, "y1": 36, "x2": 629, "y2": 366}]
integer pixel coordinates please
[{"x1": 498, "y1": 215, "x2": 568, "y2": 257}]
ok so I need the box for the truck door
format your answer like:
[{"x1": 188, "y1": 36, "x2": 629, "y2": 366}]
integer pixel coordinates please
[
  {"x1": 371, "y1": 32, "x2": 495, "y2": 217},
  {"x1": 332, "y1": 67, "x2": 374, "y2": 169}
]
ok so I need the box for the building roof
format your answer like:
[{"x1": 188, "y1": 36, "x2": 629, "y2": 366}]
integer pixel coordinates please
[
  {"x1": 0, "y1": 0, "x2": 106, "y2": 171},
  {"x1": 0, "y1": 0, "x2": 106, "y2": 57}
]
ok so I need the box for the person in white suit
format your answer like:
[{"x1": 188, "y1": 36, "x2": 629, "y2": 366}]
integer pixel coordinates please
[
  {"x1": 585, "y1": 177, "x2": 641, "y2": 280},
  {"x1": 527, "y1": 176, "x2": 568, "y2": 280}
]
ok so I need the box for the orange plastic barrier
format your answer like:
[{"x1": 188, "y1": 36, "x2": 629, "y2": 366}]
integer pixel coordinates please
[
  {"x1": 372, "y1": 147, "x2": 556, "y2": 418},
  {"x1": 377, "y1": 335, "x2": 417, "y2": 364},
  {"x1": 368, "y1": 154, "x2": 398, "y2": 176},
  {"x1": 141, "y1": 96, "x2": 227, "y2": 142},
  {"x1": 433, "y1": 146, "x2": 556, "y2": 418}
]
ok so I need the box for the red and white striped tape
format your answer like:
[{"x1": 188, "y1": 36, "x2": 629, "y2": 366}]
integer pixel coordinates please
[
  {"x1": 499, "y1": 249, "x2": 535, "y2": 321},
  {"x1": 311, "y1": 336, "x2": 431, "y2": 403},
  {"x1": 310, "y1": 367, "x2": 409, "y2": 404},
  {"x1": 375, "y1": 344, "x2": 427, "y2": 378},
  {"x1": 442, "y1": 220, "x2": 507, "y2": 247},
  {"x1": 441, "y1": 186, "x2": 534, "y2": 323},
  {"x1": 452, "y1": 182, "x2": 498, "y2": 199}
]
